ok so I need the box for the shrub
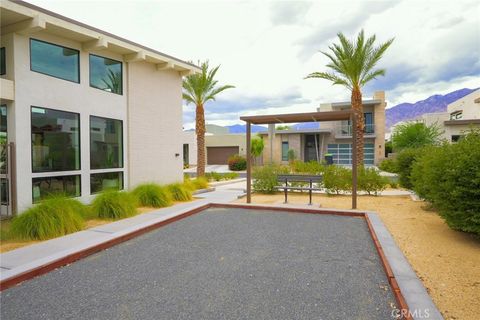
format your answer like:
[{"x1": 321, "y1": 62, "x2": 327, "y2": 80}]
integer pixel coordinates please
[
  {"x1": 132, "y1": 183, "x2": 172, "y2": 208},
  {"x1": 192, "y1": 177, "x2": 209, "y2": 190},
  {"x1": 392, "y1": 122, "x2": 443, "y2": 151},
  {"x1": 411, "y1": 131, "x2": 480, "y2": 234},
  {"x1": 358, "y1": 167, "x2": 389, "y2": 195},
  {"x1": 287, "y1": 149, "x2": 296, "y2": 163},
  {"x1": 378, "y1": 158, "x2": 398, "y2": 173},
  {"x1": 252, "y1": 164, "x2": 289, "y2": 194},
  {"x1": 396, "y1": 148, "x2": 426, "y2": 189},
  {"x1": 205, "y1": 172, "x2": 239, "y2": 181},
  {"x1": 323, "y1": 165, "x2": 352, "y2": 194},
  {"x1": 290, "y1": 160, "x2": 324, "y2": 175},
  {"x1": 92, "y1": 190, "x2": 137, "y2": 219},
  {"x1": 183, "y1": 175, "x2": 196, "y2": 191},
  {"x1": 228, "y1": 154, "x2": 247, "y2": 171},
  {"x1": 10, "y1": 196, "x2": 85, "y2": 240},
  {"x1": 167, "y1": 183, "x2": 192, "y2": 201}
]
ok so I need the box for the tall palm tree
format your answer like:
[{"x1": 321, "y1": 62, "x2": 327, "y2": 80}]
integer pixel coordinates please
[
  {"x1": 183, "y1": 61, "x2": 235, "y2": 176},
  {"x1": 306, "y1": 30, "x2": 393, "y2": 165}
]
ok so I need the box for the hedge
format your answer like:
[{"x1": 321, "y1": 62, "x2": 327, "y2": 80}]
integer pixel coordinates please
[{"x1": 228, "y1": 154, "x2": 247, "y2": 171}]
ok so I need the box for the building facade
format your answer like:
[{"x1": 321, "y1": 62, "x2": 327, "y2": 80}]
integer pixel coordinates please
[
  {"x1": 0, "y1": 0, "x2": 200, "y2": 215},
  {"x1": 260, "y1": 91, "x2": 386, "y2": 166}
]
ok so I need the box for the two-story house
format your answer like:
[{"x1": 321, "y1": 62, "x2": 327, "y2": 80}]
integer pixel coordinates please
[{"x1": 0, "y1": 0, "x2": 200, "y2": 215}]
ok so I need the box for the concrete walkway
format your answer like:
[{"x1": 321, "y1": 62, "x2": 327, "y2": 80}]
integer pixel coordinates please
[{"x1": 0, "y1": 186, "x2": 245, "y2": 283}]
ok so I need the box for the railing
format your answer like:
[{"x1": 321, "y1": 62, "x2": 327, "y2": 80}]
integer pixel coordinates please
[{"x1": 336, "y1": 123, "x2": 375, "y2": 136}]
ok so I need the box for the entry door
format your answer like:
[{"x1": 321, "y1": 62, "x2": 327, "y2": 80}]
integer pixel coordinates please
[{"x1": 0, "y1": 105, "x2": 11, "y2": 216}]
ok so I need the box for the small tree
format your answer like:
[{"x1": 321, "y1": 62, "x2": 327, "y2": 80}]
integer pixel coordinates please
[
  {"x1": 392, "y1": 122, "x2": 443, "y2": 151},
  {"x1": 287, "y1": 149, "x2": 296, "y2": 163},
  {"x1": 251, "y1": 136, "x2": 264, "y2": 165},
  {"x1": 276, "y1": 125, "x2": 291, "y2": 130}
]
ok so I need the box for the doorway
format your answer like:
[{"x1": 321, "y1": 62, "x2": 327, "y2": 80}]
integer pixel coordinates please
[{"x1": 0, "y1": 105, "x2": 12, "y2": 217}]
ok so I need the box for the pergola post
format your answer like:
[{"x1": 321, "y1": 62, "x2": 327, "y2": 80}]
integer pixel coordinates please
[
  {"x1": 351, "y1": 114, "x2": 358, "y2": 209},
  {"x1": 246, "y1": 121, "x2": 252, "y2": 203}
]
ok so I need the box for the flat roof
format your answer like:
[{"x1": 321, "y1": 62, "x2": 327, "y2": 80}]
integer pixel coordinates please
[
  {"x1": 240, "y1": 110, "x2": 352, "y2": 125},
  {"x1": 330, "y1": 99, "x2": 382, "y2": 108},
  {"x1": 257, "y1": 128, "x2": 331, "y2": 135},
  {"x1": 1, "y1": 0, "x2": 200, "y2": 73},
  {"x1": 444, "y1": 119, "x2": 480, "y2": 126}
]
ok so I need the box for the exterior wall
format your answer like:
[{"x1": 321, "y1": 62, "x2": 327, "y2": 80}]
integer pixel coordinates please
[
  {"x1": 127, "y1": 61, "x2": 183, "y2": 187},
  {"x1": 205, "y1": 134, "x2": 246, "y2": 156},
  {"x1": 418, "y1": 112, "x2": 450, "y2": 141},
  {"x1": 261, "y1": 133, "x2": 302, "y2": 164},
  {"x1": 11, "y1": 31, "x2": 128, "y2": 212},
  {"x1": 373, "y1": 91, "x2": 386, "y2": 164},
  {"x1": 447, "y1": 89, "x2": 480, "y2": 119},
  {"x1": 182, "y1": 131, "x2": 197, "y2": 165}
]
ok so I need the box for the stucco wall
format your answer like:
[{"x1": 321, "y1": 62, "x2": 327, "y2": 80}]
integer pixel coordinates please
[
  {"x1": 447, "y1": 89, "x2": 480, "y2": 119},
  {"x1": 205, "y1": 134, "x2": 246, "y2": 156},
  {"x1": 11, "y1": 31, "x2": 128, "y2": 212},
  {"x1": 127, "y1": 61, "x2": 183, "y2": 187},
  {"x1": 182, "y1": 131, "x2": 197, "y2": 165}
]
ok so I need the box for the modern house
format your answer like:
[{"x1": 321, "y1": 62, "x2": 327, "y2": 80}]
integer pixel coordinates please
[
  {"x1": 260, "y1": 91, "x2": 386, "y2": 166},
  {"x1": 391, "y1": 88, "x2": 480, "y2": 143},
  {"x1": 0, "y1": 0, "x2": 200, "y2": 215}
]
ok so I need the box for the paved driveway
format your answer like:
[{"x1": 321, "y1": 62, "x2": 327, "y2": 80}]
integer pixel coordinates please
[{"x1": 1, "y1": 207, "x2": 397, "y2": 320}]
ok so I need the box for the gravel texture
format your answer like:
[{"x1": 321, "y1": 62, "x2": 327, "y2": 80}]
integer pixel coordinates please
[{"x1": 1, "y1": 207, "x2": 397, "y2": 320}]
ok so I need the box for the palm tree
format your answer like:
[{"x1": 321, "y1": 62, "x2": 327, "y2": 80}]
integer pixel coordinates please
[
  {"x1": 306, "y1": 30, "x2": 393, "y2": 165},
  {"x1": 183, "y1": 61, "x2": 234, "y2": 176}
]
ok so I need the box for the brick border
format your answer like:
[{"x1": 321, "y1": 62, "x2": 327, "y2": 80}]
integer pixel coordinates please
[{"x1": 0, "y1": 202, "x2": 411, "y2": 319}]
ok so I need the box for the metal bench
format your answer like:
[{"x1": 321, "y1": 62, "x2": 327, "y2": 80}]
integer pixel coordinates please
[{"x1": 276, "y1": 174, "x2": 323, "y2": 205}]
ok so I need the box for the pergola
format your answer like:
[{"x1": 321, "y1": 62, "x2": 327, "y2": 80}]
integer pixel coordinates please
[{"x1": 240, "y1": 110, "x2": 359, "y2": 209}]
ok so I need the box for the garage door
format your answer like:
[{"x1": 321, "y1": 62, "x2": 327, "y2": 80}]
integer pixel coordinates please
[
  {"x1": 327, "y1": 143, "x2": 375, "y2": 165},
  {"x1": 207, "y1": 146, "x2": 239, "y2": 165}
]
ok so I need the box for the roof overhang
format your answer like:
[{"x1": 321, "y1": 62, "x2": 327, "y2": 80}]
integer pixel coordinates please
[
  {"x1": 240, "y1": 110, "x2": 353, "y2": 125},
  {"x1": 444, "y1": 119, "x2": 480, "y2": 126},
  {"x1": 329, "y1": 99, "x2": 382, "y2": 109},
  {"x1": 257, "y1": 129, "x2": 331, "y2": 135},
  {"x1": 1, "y1": 0, "x2": 201, "y2": 75}
]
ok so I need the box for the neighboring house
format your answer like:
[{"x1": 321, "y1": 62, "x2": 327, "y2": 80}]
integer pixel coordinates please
[
  {"x1": 0, "y1": 0, "x2": 200, "y2": 215},
  {"x1": 259, "y1": 91, "x2": 386, "y2": 166},
  {"x1": 391, "y1": 89, "x2": 480, "y2": 143},
  {"x1": 182, "y1": 125, "x2": 247, "y2": 166}
]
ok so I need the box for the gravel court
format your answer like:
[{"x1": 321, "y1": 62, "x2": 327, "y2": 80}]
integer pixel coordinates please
[{"x1": 1, "y1": 207, "x2": 397, "y2": 320}]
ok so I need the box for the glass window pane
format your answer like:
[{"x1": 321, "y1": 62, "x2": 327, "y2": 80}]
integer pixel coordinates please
[
  {"x1": 90, "y1": 116, "x2": 123, "y2": 169},
  {"x1": 1, "y1": 105, "x2": 7, "y2": 174},
  {"x1": 90, "y1": 171, "x2": 123, "y2": 194},
  {"x1": 89, "y1": 54, "x2": 123, "y2": 94},
  {"x1": 0, "y1": 47, "x2": 5, "y2": 75},
  {"x1": 31, "y1": 107, "x2": 80, "y2": 172},
  {"x1": 32, "y1": 175, "x2": 81, "y2": 203},
  {"x1": 281, "y1": 141, "x2": 289, "y2": 161},
  {"x1": 30, "y1": 39, "x2": 79, "y2": 82},
  {"x1": 0, "y1": 178, "x2": 8, "y2": 205}
]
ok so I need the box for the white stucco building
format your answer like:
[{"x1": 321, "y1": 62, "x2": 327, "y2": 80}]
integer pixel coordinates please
[{"x1": 0, "y1": 0, "x2": 200, "y2": 215}]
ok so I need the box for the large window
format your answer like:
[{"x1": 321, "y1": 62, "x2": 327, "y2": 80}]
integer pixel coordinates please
[
  {"x1": 90, "y1": 116, "x2": 123, "y2": 169},
  {"x1": 89, "y1": 54, "x2": 123, "y2": 94},
  {"x1": 90, "y1": 172, "x2": 123, "y2": 194},
  {"x1": 0, "y1": 47, "x2": 5, "y2": 75},
  {"x1": 281, "y1": 141, "x2": 289, "y2": 161},
  {"x1": 31, "y1": 107, "x2": 80, "y2": 172},
  {"x1": 32, "y1": 175, "x2": 81, "y2": 203},
  {"x1": 327, "y1": 143, "x2": 375, "y2": 165},
  {"x1": 30, "y1": 39, "x2": 80, "y2": 83}
]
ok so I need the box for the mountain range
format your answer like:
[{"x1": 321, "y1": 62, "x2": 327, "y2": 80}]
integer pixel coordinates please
[{"x1": 220, "y1": 88, "x2": 477, "y2": 133}]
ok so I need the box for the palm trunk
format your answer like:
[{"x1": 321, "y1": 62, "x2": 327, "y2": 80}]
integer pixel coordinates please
[
  {"x1": 351, "y1": 87, "x2": 364, "y2": 166},
  {"x1": 196, "y1": 103, "x2": 206, "y2": 177}
]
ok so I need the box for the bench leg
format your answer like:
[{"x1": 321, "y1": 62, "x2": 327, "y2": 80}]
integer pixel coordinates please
[
  {"x1": 309, "y1": 180, "x2": 313, "y2": 205},
  {"x1": 284, "y1": 188, "x2": 288, "y2": 204}
]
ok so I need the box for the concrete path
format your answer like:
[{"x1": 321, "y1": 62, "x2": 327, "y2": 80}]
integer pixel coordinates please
[
  {"x1": 184, "y1": 164, "x2": 245, "y2": 174},
  {"x1": 0, "y1": 186, "x2": 245, "y2": 283}
]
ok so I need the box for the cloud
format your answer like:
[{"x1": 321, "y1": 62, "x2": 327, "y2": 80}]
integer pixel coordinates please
[{"x1": 270, "y1": 1, "x2": 312, "y2": 26}]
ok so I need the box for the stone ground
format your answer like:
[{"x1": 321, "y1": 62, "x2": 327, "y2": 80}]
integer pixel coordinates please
[
  {"x1": 235, "y1": 193, "x2": 480, "y2": 320},
  {"x1": 1, "y1": 207, "x2": 397, "y2": 320}
]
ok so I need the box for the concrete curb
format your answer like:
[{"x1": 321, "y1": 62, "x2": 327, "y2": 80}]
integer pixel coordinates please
[{"x1": 192, "y1": 187, "x2": 216, "y2": 195}]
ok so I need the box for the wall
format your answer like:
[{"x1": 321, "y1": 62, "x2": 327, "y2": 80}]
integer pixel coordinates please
[
  {"x1": 182, "y1": 131, "x2": 197, "y2": 165},
  {"x1": 447, "y1": 89, "x2": 480, "y2": 119},
  {"x1": 127, "y1": 61, "x2": 183, "y2": 187},
  {"x1": 205, "y1": 134, "x2": 246, "y2": 156},
  {"x1": 11, "y1": 31, "x2": 128, "y2": 212}
]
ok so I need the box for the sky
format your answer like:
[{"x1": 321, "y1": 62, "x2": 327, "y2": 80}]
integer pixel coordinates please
[{"x1": 28, "y1": 0, "x2": 480, "y2": 129}]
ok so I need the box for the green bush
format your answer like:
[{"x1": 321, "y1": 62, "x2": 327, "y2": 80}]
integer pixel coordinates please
[
  {"x1": 358, "y1": 167, "x2": 389, "y2": 195},
  {"x1": 183, "y1": 175, "x2": 196, "y2": 191},
  {"x1": 396, "y1": 148, "x2": 426, "y2": 189},
  {"x1": 10, "y1": 196, "x2": 85, "y2": 240},
  {"x1": 228, "y1": 154, "x2": 247, "y2": 171},
  {"x1": 192, "y1": 177, "x2": 209, "y2": 190},
  {"x1": 411, "y1": 131, "x2": 480, "y2": 234},
  {"x1": 205, "y1": 172, "x2": 240, "y2": 182},
  {"x1": 133, "y1": 183, "x2": 172, "y2": 208},
  {"x1": 290, "y1": 160, "x2": 324, "y2": 175},
  {"x1": 378, "y1": 158, "x2": 398, "y2": 173},
  {"x1": 92, "y1": 190, "x2": 137, "y2": 219},
  {"x1": 252, "y1": 164, "x2": 289, "y2": 194},
  {"x1": 167, "y1": 183, "x2": 192, "y2": 201},
  {"x1": 323, "y1": 165, "x2": 352, "y2": 194}
]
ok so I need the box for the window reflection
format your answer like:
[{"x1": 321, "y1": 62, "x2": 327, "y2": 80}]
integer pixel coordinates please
[
  {"x1": 90, "y1": 116, "x2": 123, "y2": 169},
  {"x1": 89, "y1": 54, "x2": 122, "y2": 94}
]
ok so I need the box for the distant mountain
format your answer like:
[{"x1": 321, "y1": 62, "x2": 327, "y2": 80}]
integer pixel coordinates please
[
  {"x1": 386, "y1": 88, "x2": 477, "y2": 129},
  {"x1": 226, "y1": 124, "x2": 267, "y2": 133}
]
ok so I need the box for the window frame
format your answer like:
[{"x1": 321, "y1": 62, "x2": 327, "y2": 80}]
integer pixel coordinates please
[
  {"x1": 29, "y1": 38, "x2": 80, "y2": 84},
  {"x1": 32, "y1": 174, "x2": 82, "y2": 203},
  {"x1": 30, "y1": 106, "x2": 81, "y2": 173},
  {"x1": 90, "y1": 171, "x2": 124, "y2": 194},
  {"x1": 89, "y1": 53, "x2": 123, "y2": 95},
  {"x1": 89, "y1": 115, "x2": 124, "y2": 170}
]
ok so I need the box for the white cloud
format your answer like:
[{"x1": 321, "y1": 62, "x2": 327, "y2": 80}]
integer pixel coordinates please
[{"x1": 28, "y1": 0, "x2": 480, "y2": 130}]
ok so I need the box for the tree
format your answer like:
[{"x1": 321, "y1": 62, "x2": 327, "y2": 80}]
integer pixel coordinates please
[
  {"x1": 276, "y1": 125, "x2": 291, "y2": 130},
  {"x1": 183, "y1": 61, "x2": 234, "y2": 176},
  {"x1": 250, "y1": 136, "x2": 264, "y2": 165},
  {"x1": 305, "y1": 30, "x2": 394, "y2": 165},
  {"x1": 391, "y1": 122, "x2": 443, "y2": 151}
]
